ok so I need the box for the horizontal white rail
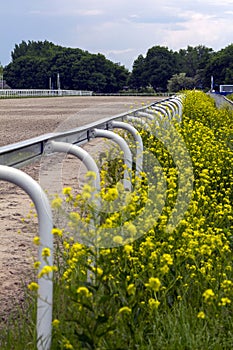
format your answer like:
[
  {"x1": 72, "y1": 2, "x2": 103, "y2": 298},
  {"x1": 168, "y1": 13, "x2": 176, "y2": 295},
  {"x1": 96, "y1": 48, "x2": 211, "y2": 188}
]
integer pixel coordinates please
[
  {"x1": 0, "y1": 96, "x2": 181, "y2": 169},
  {"x1": 224, "y1": 95, "x2": 233, "y2": 106},
  {"x1": 0, "y1": 89, "x2": 93, "y2": 98}
]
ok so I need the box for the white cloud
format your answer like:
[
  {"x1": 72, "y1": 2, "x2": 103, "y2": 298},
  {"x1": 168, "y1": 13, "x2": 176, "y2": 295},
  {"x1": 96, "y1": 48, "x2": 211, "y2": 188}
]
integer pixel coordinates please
[
  {"x1": 106, "y1": 49, "x2": 134, "y2": 55},
  {"x1": 76, "y1": 9, "x2": 103, "y2": 16},
  {"x1": 0, "y1": 0, "x2": 233, "y2": 68},
  {"x1": 162, "y1": 9, "x2": 233, "y2": 52},
  {"x1": 28, "y1": 7, "x2": 104, "y2": 17}
]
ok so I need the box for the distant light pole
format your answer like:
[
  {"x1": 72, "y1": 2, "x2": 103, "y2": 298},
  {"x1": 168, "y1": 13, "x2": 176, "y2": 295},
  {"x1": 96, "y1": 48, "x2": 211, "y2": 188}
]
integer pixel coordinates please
[
  {"x1": 57, "y1": 73, "x2": 61, "y2": 90},
  {"x1": 211, "y1": 75, "x2": 214, "y2": 92},
  {"x1": 0, "y1": 63, "x2": 3, "y2": 89}
]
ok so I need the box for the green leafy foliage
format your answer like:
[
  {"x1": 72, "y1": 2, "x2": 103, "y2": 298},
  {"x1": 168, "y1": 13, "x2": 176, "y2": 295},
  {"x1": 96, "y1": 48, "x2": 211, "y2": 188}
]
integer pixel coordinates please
[
  {"x1": 204, "y1": 44, "x2": 233, "y2": 89},
  {"x1": 3, "y1": 40, "x2": 233, "y2": 93},
  {"x1": 167, "y1": 73, "x2": 196, "y2": 92},
  {"x1": 3, "y1": 40, "x2": 129, "y2": 92},
  {"x1": 129, "y1": 44, "x2": 233, "y2": 92}
]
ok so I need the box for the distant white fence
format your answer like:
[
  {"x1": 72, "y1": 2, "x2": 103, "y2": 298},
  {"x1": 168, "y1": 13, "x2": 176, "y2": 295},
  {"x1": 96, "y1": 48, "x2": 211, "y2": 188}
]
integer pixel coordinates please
[{"x1": 0, "y1": 89, "x2": 93, "y2": 98}]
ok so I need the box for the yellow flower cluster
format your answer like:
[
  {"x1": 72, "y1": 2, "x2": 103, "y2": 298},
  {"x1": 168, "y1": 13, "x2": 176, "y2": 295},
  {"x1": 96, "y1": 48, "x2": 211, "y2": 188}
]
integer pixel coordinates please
[
  {"x1": 37, "y1": 265, "x2": 57, "y2": 279},
  {"x1": 31, "y1": 91, "x2": 233, "y2": 348},
  {"x1": 27, "y1": 282, "x2": 39, "y2": 292},
  {"x1": 77, "y1": 286, "x2": 92, "y2": 298},
  {"x1": 145, "y1": 277, "x2": 161, "y2": 292},
  {"x1": 118, "y1": 306, "x2": 132, "y2": 314}
]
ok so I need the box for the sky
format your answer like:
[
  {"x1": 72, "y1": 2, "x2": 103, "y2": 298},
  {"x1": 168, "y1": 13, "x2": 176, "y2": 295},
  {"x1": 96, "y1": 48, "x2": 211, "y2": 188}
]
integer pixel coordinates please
[{"x1": 0, "y1": 0, "x2": 233, "y2": 70}]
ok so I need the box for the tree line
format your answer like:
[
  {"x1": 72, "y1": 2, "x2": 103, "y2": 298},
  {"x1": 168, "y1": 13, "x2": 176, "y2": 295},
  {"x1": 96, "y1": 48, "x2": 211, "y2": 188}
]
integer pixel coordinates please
[
  {"x1": 3, "y1": 41, "x2": 129, "y2": 93},
  {"x1": 3, "y1": 40, "x2": 233, "y2": 93}
]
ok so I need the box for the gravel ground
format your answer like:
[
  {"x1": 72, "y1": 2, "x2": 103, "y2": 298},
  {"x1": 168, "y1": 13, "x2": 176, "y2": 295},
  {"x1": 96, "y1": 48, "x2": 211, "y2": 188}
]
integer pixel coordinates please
[
  {"x1": 0, "y1": 95, "x2": 162, "y2": 146},
  {"x1": 209, "y1": 92, "x2": 233, "y2": 109},
  {"x1": 0, "y1": 95, "x2": 162, "y2": 323}
]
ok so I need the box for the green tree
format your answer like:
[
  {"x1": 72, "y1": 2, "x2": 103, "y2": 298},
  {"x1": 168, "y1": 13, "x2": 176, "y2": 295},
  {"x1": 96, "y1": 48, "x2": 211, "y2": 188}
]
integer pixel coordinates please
[
  {"x1": 143, "y1": 46, "x2": 178, "y2": 92},
  {"x1": 4, "y1": 40, "x2": 129, "y2": 92},
  {"x1": 167, "y1": 73, "x2": 196, "y2": 92},
  {"x1": 177, "y1": 45, "x2": 213, "y2": 89},
  {"x1": 178, "y1": 46, "x2": 213, "y2": 77},
  {"x1": 128, "y1": 54, "x2": 147, "y2": 90},
  {"x1": 204, "y1": 44, "x2": 233, "y2": 89}
]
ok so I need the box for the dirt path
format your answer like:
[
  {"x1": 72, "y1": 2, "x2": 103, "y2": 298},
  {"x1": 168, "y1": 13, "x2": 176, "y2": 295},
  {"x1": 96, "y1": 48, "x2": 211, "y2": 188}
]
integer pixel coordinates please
[{"x1": 0, "y1": 95, "x2": 161, "y2": 322}]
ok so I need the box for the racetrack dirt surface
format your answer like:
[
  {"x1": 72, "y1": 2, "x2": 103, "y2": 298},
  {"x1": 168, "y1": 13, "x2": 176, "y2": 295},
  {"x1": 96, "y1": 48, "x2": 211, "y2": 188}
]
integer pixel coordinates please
[{"x1": 0, "y1": 95, "x2": 162, "y2": 324}]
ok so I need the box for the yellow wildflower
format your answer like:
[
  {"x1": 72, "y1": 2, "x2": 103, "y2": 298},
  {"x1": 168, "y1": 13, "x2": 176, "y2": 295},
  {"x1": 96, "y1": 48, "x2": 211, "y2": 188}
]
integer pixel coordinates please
[
  {"x1": 52, "y1": 319, "x2": 60, "y2": 328},
  {"x1": 42, "y1": 247, "x2": 50, "y2": 258},
  {"x1": 145, "y1": 277, "x2": 161, "y2": 292},
  {"x1": 77, "y1": 286, "x2": 92, "y2": 298},
  {"x1": 28, "y1": 282, "x2": 39, "y2": 292},
  {"x1": 113, "y1": 235, "x2": 123, "y2": 245},
  {"x1": 103, "y1": 187, "x2": 119, "y2": 201},
  {"x1": 69, "y1": 212, "x2": 81, "y2": 223},
  {"x1": 118, "y1": 306, "x2": 132, "y2": 314},
  {"x1": 124, "y1": 244, "x2": 133, "y2": 254},
  {"x1": 33, "y1": 236, "x2": 40, "y2": 246},
  {"x1": 127, "y1": 283, "x2": 136, "y2": 296},
  {"x1": 219, "y1": 297, "x2": 231, "y2": 306},
  {"x1": 221, "y1": 279, "x2": 233, "y2": 291},
  {"x1": 85, "y1": 171, "x2": 97, "y2": 180},
  {"x1": 96, "y1": 267, "x2": 103, "y2": 276},
  {"x1": 38, "y1": 265, "x2": 54, "y2": 278},
  {"x1": 51, "y1": 228, "x2": 63, "y2": 236},
  {"x1": 62, "y1": 338, "x2": 73, "y2": 350},
  {"x1": 162, "y1": 253, "x2": 173, "y2": 265},
  {"x1": 51, "y1": 196, "x2": 63, "y2": 209},
  {"x1": 202, "y1": 289, "x2": 215, "y2": 302},
  {"x1": 160, "y1": 264, "x2": 170, "y2": 274},
  {"x1": 33, "y1": 261, "x2": 41, "y2": 270},
  {"x1": 197, "y1": 311, "x2": 205, "y2": 319},
  {"x1": 62, "y1": 187, "x2": 72, "y2": 195},
  {"x1": 149, "y1": 298, "x2": 160, "y2": 309},
  {"x1": 124, "y1": 221, "x2": 137, "y2": 236}
]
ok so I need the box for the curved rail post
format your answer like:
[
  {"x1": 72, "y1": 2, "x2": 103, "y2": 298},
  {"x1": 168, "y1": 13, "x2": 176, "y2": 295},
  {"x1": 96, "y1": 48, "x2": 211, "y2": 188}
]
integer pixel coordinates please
[
  {"x1": 161, "y1": 102, "x2": 176, "y2": 119},
  {"x1": 145, "y1": 108, "x2": 164, "y2": 122},
  {"x1": 169, "y1": 98, "x2": 180, "y2": 112},
  {"x1": 111, "y1": 120, "x2": 144, "y2": 176},
  {"x1": 171, "y1": 97, "x2": 183, "y2": 116},
  {"x1": 135, "y1": 110, "x2": 155, "y2": 121},
  {"x1": 152, "y1": 104, "x2": 170, "y2": 118},
  {"x1": 48, "y1": 140, "x2": 101, "y2": 192},
  {"x1": 125, "y1": 116, "x2": 151, "y2": 131},
  {"x1": 47, "y1": 141, "x2": 102, "y2": 280},
  {"x1": 127, "y1": 113, "x2": 170, "y2": 135},
  {"x1": 166, "y1": 100, "x2": 179, "y2": 116},
  {"x1": 158, "y1": 103, "x2": 172, "y2": 119},
  {"x1": 91, "y1": 128, "x2": 132, "y2": 191},
  {"x1": 168, "y1": 100, "x2": 182, "y2": 122},
  {"x1": 0, "y1": 165, "x2": 53, "y2": 350}
]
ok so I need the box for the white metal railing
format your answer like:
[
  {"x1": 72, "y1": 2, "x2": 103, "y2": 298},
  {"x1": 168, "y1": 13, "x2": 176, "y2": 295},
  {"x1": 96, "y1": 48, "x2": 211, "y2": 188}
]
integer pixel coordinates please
[
  {"x1": 0, "y1": 96, "x2": 182, "y2": 169},
  {"x1": 0, "y1": 95, "x2": 183, "y2": 349},
  {"x1": 0, "y1": 165, "x2": 53, "y2": 350},
  {"x1": 0, "y1": 89, "x2": 93, "y2": 98},
  {"x1": 224, "y1": 95, "x2": 233, "y2": 106}
]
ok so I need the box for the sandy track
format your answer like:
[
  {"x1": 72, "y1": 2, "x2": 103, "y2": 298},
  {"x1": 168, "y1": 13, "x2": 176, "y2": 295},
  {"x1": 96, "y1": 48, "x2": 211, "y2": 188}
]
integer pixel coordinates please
[
  {"x1": 0, "y1": 95, "x2": 161, "y2": 322},
  {"x1": 0, "y1": 96, "x2": 161, "y2": 146}
]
